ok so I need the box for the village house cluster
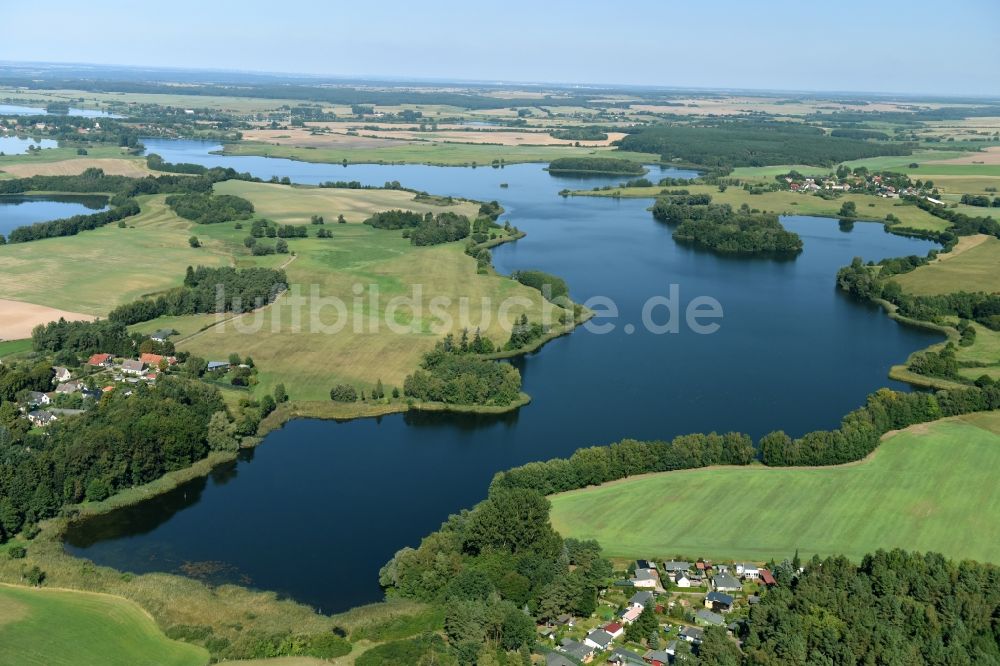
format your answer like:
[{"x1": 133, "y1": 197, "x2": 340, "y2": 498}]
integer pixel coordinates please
[
  {"x1": 544, "y1": 558, "x2": 778, "y2": 665},
  {"x1": 17, "y1": 329, "x2": 237, "y2": 429}
]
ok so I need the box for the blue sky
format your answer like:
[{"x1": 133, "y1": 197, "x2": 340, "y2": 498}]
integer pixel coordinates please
[{"x1": 3, "y1": 0, "x2": 998, "y2": 95}]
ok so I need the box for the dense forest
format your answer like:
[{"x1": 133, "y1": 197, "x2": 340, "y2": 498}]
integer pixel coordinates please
[
  {"x1": 380, "y1": 484, "x2": 609, "y2": 663},
  {"x1": 742, "y1": 549, "x2": 1000, "y2": 664},
  {"x1": 0, "y1": 377, "x2": 248, "y2": 542},
  {"x1": 547, "y1": 157, "x2": 646, "y2": 175},
  {"x1": 618, "y1": 121, "x2": 912, "y2": 168},
  {"x1": 165, "y1": 192, "x2": 255, "y2": 224},
  {"x1": 512, "y1": 270, "x2": 569, "y2": 302},
  {"x1": 652, "y1": 194, "x2": 802, "y2": 255}
]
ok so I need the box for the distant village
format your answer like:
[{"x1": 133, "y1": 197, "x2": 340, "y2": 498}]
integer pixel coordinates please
[
  {"x1": 14, "y1": 328, "x2": 241, "y2": 429},
  {"x1": 543, "y1": 557, "x2": 782, "y2": 665},
  {"x1": 774, "y1": 167, "x2": 940, "y2": 202}
]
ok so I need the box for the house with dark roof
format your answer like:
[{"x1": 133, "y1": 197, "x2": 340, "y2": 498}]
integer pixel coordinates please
[
  {"x1": 546, "y1": 652, "x2": 577, "y2": 666},
  {"x1": 584, "y1": 628, "x2": 614, "y2": 651},
  {"x1": 24, "y1": 391, "x2": 50, "y2": 406},
  {"x1": 696, "y1": 609, "x2": 725, "y2": 626},
  {"x1": 27, "y1": 410, "x2": 57, "y2": 427},
  {"x1": 661, "y1": 560, "x2": 691, "y2": 573},
  {"x1": 712, "y1": 571, "x2": 741, "y2": 592},
  {"x1": 150, "y1": 329, "x2": 174, "y2": 343},
  {"x1": 643, "y1": 649, "x2": 673, "y2": 666},
  {"x1": 628, "y1": 590, "x2": 654, "y2": 608},
  {"x1": 558, "y1": 638, "x2": 594, "y2": 662},
  {"x1": 608, "y1": 647, "x2": 645, "y2": 665},
  {"x1": 679, "y1": 625, "x2": 704, "y2": 644},
  {"x1": 631, "y1": 567, "x2": 658, "y2": 588},
  {"x1": 635, "y1": 559, "x2": 656, "y2": 572},
  {"x1": 705, "y1": 590, "x2": 734, "y2": 612}
]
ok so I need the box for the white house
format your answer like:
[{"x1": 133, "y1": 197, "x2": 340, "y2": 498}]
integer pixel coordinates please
[
  {"x1": 620, "y1": 605, "x2": 643, "y2": 624},
  {"x1": 52, "y1": 366, "x2": 72, "y2": 382},
  {"x1": 120, "y1": 359, "x2": 146, "y2": 376},
  {"x1": 735, "y1": 562, "x2": 760, "y2": 579},
  {"x1": 28, "y1": 410, "x2": 57, "y2": 427},
  {"x1": 583, "y1": 629, "x2": 614, "y2": 651},
  {"x1": 25, "y1": 391, "x2": 50, "y2": 406},
  {"x1": 675, "y1": 573, "x2": 692, "y2": 588},
  {"x1": 630, "y1": 568, "x2": 658, "y2": 588},
  {"x1": 603, "y1": 622, "x2": 624, "y2": 639}
]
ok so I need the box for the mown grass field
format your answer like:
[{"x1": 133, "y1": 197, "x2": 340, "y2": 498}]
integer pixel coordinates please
[
  {"x1": 0, "y1": 584, "x2": 208, "y2": 666},
  {"x1": 0, "y1": 195, "x2": 231, "y2": 315},
  {"x1": 571, "y1": 183, "x2": 953, "y2": 232},
  {"x1": 549, "y1": 412, "x2": 1000, "y2": 564},
  {"x1": 222, "y1": 140, "x2": 657, "y2": 167},
  {"x1": 893, "y1": 235, "x2": 1000, "y2": 295},
  {"x1": 162, "y1": 182, "x2": 565, "y2": 399},
  {"x1": 0, "y1": 338, "x2": 31, "y2": 358}
]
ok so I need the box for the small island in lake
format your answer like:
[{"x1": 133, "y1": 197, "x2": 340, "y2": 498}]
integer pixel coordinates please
[
  {"x1": 652, "y1": 193, "x2": 803, "y2": 255},
  {"x1": 546, "y1": 156, "x2": 647, "y2": 176}
]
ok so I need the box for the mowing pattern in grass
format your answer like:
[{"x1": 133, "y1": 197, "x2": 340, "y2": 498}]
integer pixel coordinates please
[
  {"x1": 0, "y1": 195, "x2": 230, "y2": 315},
  {"x1": 0, "y1": 584, "x2": 208, "y2": 666},
  {"x1": 893, "y1": 235, "x2": 1000, "y2": 296},
  {"x1": 549, "y1": 413, "x2": 1000, "y2": 564}
]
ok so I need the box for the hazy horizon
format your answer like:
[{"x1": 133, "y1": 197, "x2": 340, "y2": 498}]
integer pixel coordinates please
[{"x1": 2, "y1": 0, "x2": 998, "y2": 96}]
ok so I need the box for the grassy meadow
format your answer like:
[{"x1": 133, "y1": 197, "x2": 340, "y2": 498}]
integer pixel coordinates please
[
  {"x1": 143, "y1": 181, "x2": 568, "y2": 400},
  {"x1": 893, "y1": 235, "x2": 1000, "y2": 295},
  {"x1": 0, "y1": 584, "x2": 208, "y2": 666},
  {"x1": 0, "y1": 195, "x2": 231, "y2": 315},
  {"x1": 549, "y1": 412, "x2": 1000, "y2": 564}
]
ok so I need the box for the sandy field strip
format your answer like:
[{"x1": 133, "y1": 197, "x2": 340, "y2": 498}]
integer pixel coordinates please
[
  {"x1": 0, "y1": 158, "x2": 152, "y2": 178},
  {"x1": 0, "y1": 299, "x2": 95, "y2": 340},
  {"x1": 924, "y1": 146, "x2": 1000, "y2": 165}
]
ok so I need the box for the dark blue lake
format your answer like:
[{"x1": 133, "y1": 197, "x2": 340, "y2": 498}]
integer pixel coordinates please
[
  {"x1": 0, "y1": 194, "x2": 108, "y2": 238},
  {"x1": 63, "y1": 139, "x2": 942, "y2": 613}
]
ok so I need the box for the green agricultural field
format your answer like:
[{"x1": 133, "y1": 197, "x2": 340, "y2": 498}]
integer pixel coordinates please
[
  {"x1": 0, "y1": 195, "x2": 231, "y2": 315},
  {"x1": 0, "y1": 145, "x2": 143, "y2": 174},
  {"x1": 840, "y1": 150, "x2": 966, "y2": 172},
  {"x1": 170, "y1": 182, "x2": 567, "y2": 400},
  {"x1": 893, "y1": 235, "x2": 1000, "y2": 295},
  {"x1": 222, "y1": 140, "x2": 656, "y2": 167},
  {"x1": 550, "y1": 413, "x2": 1000, "y2": 564},
  {"x1": 0, "y1": 584, "x2": 208, "y2": 666},
  {"x1": 728, "y1": 164, "x2": 831, "y2": 181},
  {"x1": 571, "y1": 183, "x2": 952, "y2": 232},
  {"x1": 0, "y1": 338, "x2": 31, "y2": 358}
]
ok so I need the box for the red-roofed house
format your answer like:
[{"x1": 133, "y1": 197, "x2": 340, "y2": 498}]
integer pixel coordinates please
[
  {"x1": 88, "y1": 353, "x2": 113, "y2": 367},
  {"x1": 140, "y1": 353, "x2": 164, "y2": 366},
  {"x1": 759, "y1": 569, "x2": 777, "y2": 587},
  {"x1": 604, "y1": 622, "x2": 624, "y2": 639}
]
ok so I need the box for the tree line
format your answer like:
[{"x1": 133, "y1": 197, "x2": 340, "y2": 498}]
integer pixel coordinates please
[
  {"x1": 0, "y1": 166, "x2": 260, "y2": 243},
  {"x1": 618, "y1": 120, "x2": 912, "y2": 169},
  {"x1": 364, "y1": 209, "x2": 473, "y2": 246},
  {"x1": 489, "y1": 384, "x2": 1000, "y2": 495},
  {"x1": 403, "y1": 340, "x2": 522, "y2": 406}
]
